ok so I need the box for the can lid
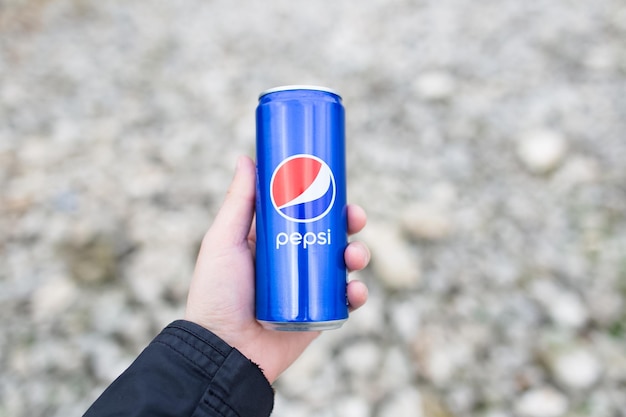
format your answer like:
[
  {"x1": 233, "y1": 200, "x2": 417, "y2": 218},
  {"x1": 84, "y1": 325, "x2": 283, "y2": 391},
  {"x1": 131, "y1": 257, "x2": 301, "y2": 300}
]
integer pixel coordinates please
[{"x1": 259, "y1": 85, "x2": 341, "y2": 99}]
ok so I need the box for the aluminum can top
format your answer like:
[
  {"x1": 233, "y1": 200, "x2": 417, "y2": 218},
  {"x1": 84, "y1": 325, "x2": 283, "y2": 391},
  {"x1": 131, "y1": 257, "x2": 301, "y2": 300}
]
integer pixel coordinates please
[{"x1": 258, "y1": 85, "x2": 341, "y2": 100}]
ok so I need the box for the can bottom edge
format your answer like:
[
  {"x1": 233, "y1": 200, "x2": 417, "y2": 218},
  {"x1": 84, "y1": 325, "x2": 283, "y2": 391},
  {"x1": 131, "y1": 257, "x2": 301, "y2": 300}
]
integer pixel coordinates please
[{"x1": 258, "y1": 319, "x2": 347, "y2": 332}]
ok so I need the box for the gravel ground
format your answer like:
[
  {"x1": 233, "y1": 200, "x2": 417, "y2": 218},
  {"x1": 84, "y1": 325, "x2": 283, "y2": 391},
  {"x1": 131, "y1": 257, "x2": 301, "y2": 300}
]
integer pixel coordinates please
[{"x1": 1, "y1": 1, "x2": 626, "y2": 416}]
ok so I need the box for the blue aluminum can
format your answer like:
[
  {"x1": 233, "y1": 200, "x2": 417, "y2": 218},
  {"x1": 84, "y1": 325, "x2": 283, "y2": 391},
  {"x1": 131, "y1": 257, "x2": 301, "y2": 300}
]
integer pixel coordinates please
[{"x1": 255, "y1": 86, "x2": 348, "y2": 331}]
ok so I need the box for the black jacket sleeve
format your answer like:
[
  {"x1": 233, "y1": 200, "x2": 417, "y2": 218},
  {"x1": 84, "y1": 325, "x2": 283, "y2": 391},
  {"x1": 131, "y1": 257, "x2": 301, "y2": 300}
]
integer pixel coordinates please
[{"x1": 84, "y1": 320, "x2": 274, "y2": 417}]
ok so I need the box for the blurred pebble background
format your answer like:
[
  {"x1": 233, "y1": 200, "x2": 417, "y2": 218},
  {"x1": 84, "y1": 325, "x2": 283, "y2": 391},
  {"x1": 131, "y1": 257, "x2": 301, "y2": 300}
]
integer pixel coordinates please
[{"x1": 1, "y1": 0, "x2": 626, "y2": 416}]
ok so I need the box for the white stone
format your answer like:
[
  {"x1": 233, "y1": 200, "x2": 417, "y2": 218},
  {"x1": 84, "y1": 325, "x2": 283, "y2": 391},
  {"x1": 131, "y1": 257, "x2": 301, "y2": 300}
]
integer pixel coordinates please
[
  {"x1": 516, "y1": 130, "x2": 568, "y2": 174},
  {"x1": 586, "y1": 288, "x2": 624, "y2": 326},
  {"x1": 389, "y1": 298, "x2": 421, "y2": 342},
  {"x1": 1, "y1": 381, "x2": 25, "y2": 417},
  {"x1": 333, "y1": 395, "x2": 371, "y2": 417},
  {"x1": 413, "y1": 71, "x2": 457, "y2": 101},
  {"x1": 483, "y1": 411, "x2": 512, "y2": 417},
  {"x1": 340, "y1": 340, "x2": 382, "y2": 377},
  {"x1": 277, "y1": 337, "x2": 330, "y2": 397},
  {"x1": 361, "y1": 222, "x2": 421, "y2": 290},
  {"x1": 591, "y1": 333, "x2": 626, "y2": 382},
  {"x1": 125, "y1": 247, "x2": 191, "y2": 305},
  {"x1": 554, "y1": 156, "x2": 599, "y2": 186},
  {"x1": 84, "y1": 336, "x2": 133, "y2": 383},
  {"x1": 89, "y1": 290, "x2": 129, "y2": 335},
  {"x1": 25, "y1": 339, "x2": 85, "y2": 375},
  {"x1": 515, "y1": 387, "x2": 569, "y2": 417},
  {"x1": 127, "y1": 273, "x2": 164, "y2": 306},
  {"x1": 551, "y1": 348, "x2": 602, "y2": 390},
  {"x1": 379, "y1": 347, "x2": 413, "y2": 390},
  {"x1": 413, "y1": 328, "x2": 473, "y2": 387},
  {"x1": 530, "y1": 280, "x2": 588, "y2": 329},
  {"x1": 31, "y1": 276, "x2": 79, "y2": 323},
  {"x1": 116, "y1": 310, "x2": 154, "y2": 350},
  {"x1": 400, "y1": 202, "x2": 453, "y2": 241},
  {"x1": 547, "y1": 292, "x2": 589, "y2": 329},
  {"x1": 378, "y1": 387, "x2": 424, "y2": 417},
  {"x1": 269, "y1": 393, "x2": 310, "y2": 417},
  {"x1": 426, "y1": 348, "x2": 457, "y2": 386},
  {"x1": 16, "y1": 138, "x2": 52, "y2": 168},
  {"x1": 448, "y1": 385, "x2": 477, "y2": 413}
]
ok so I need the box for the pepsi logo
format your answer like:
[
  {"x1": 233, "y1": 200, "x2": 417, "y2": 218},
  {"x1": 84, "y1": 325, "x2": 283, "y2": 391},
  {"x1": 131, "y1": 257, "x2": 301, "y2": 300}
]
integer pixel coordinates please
[{"x1": 270, "y1": 154, "x2": 336, "y2": 223}]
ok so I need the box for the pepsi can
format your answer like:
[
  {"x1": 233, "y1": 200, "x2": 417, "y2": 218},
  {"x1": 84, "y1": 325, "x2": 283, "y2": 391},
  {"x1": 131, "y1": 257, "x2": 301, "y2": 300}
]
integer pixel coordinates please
[{"x1": 255, "y1": 86, "x2": 348, "y2": 331}]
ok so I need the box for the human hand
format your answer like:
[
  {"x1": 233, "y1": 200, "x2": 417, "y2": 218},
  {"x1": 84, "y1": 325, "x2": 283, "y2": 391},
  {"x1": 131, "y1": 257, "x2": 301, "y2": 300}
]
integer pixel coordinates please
[{"x1": 185, "y1": 155, "x2": 370, "y2": 384}]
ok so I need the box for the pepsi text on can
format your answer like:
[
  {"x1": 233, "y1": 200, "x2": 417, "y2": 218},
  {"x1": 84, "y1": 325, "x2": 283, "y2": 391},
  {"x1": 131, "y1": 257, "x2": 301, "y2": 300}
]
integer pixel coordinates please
[{"x1": 275, "y1": 229, "x2": 332, "y2": 250}]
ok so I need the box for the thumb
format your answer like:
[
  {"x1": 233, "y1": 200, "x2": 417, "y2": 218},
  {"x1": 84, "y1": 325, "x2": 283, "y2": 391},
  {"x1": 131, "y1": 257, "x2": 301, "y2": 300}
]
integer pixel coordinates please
[{"x1": 209, "y1": 156, "x2": 256, "y2": 247}]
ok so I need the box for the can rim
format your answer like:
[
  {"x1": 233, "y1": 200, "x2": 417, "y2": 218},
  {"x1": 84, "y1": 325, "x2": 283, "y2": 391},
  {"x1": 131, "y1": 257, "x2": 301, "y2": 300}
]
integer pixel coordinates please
[{"x1": 259, "y1": 85, "x2": 341, "y2": 99}]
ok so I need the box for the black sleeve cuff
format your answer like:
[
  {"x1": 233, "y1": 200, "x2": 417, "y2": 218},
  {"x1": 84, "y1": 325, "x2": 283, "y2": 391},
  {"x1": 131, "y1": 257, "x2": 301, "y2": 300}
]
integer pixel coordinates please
[
  {"x1": 84, "y1": 320, "x2": 274, "y2": 417},
  {"x1": 159, "y1": 320, "x2": 274, "y2": 417}
]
